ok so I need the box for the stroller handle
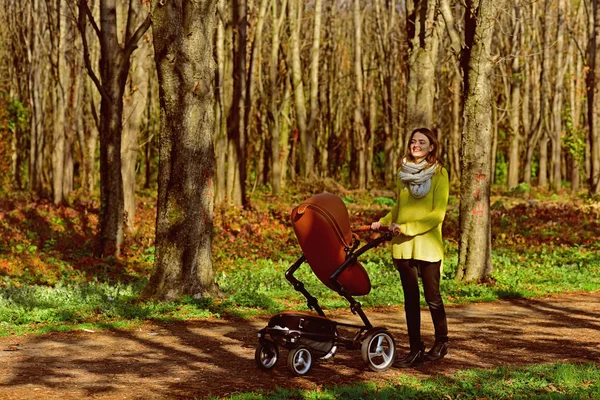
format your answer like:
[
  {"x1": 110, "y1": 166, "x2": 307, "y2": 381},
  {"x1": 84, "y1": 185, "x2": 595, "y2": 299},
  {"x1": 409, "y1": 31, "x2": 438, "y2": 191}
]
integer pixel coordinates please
[{"x1": 353, "y1": 225, "x2": 400, "y2": 235}]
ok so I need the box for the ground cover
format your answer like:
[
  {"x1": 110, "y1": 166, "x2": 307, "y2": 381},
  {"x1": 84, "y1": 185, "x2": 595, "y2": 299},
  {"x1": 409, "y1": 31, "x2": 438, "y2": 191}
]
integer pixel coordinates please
[
  {"x1": 1, "y1": 184, "x2": 599, "y2": 335},
  {"x1": 0, "y1": 183, "x2": 599, "y2": 398}
]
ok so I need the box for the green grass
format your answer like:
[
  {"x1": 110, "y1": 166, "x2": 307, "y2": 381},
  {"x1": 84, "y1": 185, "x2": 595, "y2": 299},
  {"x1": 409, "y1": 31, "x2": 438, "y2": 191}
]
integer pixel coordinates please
[
  {"x1": 0, "y1": 281, "x2": 219, "y2": 336},
  {"x1": 216, "y1": 240, "x2": 600, "y2": 311},
  {"x1": 1, "y1": 240, "x2": 599, "y2": 336},
  {"x1": 1, "y1": 190, "x2": 599, "y2": 335},
  {"x1": 206, "y1": 362, "x2": 600, "y2": 400}
]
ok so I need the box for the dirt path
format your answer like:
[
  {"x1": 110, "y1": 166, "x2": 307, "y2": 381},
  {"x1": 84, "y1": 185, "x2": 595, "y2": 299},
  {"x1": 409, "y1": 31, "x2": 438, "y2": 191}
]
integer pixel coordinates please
[{"x1": 0, "y1": 291, "x2": 599, "y2": 400}]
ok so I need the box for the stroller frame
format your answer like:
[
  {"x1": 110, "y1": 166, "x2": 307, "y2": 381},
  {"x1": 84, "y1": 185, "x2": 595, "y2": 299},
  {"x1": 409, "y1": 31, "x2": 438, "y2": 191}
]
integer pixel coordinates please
[{"x1": 256, "y1": 230, "x2": 396, "y2": 376}]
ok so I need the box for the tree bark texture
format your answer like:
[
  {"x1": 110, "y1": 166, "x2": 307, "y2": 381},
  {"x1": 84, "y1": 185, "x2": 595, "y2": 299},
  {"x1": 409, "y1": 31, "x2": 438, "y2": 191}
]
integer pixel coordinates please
[
  {"x1": 288, "y1": 0, "x2": 308, "y2": 177},
  {"x1": 268, "y1": 0, "x2": 287, "y2": 195},
  {"x1": 145, "y1": 0, "x2": 219, "y2": 300},
  {"x1": 405, "y1": 0, "x2": 442, "y2": 134},
  {"x1": 227, "y1": 0, "x2": 247, "y2": 206},
  {"x1": 214, "y1": 0, "x2": 229, "y2": 205},
  {"x1": 306, "y1": 0, "x2": 322, "y2": 179},
  {"x1": 589, "y1": 0, "x2": 600, "y2": 194},
  {"x1": 353, "y1": 0, "x2": 367, "y2": 189},
  {"x1": 507, "y1": 2, "x2": 521, "y2": 190},
  {"x1": 550, "y1": 0, "x2": 565, "y2": 191},
  {"x1": 456, "y1": 0, "x2": 501, "y2": 282}
]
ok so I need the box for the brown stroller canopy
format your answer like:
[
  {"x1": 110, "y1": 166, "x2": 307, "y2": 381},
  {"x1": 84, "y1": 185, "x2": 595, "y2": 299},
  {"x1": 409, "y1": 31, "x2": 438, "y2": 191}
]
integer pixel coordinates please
[{"x1": 290, "y1": 193, "x2": 371, "y2": 296}]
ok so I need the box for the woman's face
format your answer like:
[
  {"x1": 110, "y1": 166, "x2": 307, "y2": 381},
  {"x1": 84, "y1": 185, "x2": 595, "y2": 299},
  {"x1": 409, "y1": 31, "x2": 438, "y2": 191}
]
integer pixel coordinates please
[{"x1": 410, "y1": 132, "x2": 434, "y2": 162}]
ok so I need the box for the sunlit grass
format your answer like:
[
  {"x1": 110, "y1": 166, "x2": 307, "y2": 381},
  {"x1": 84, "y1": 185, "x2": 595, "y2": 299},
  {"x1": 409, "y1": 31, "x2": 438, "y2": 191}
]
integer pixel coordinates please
[
  {"x1": 2, "y1": 238, "x2": 599, "y2": 336},
  {"x1": 207, "y1": 362, "x2": 600, "y2": 400}
]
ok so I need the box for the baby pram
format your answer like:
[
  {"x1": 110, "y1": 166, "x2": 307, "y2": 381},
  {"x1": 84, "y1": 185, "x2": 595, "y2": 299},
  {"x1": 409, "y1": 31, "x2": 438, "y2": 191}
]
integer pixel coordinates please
[{"x1": 255, "y1": 193, "x2": 396, "y2": 376}]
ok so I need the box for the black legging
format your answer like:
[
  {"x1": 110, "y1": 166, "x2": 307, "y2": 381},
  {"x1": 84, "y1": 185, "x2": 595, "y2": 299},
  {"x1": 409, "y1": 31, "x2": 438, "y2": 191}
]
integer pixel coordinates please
[{"x1": 394, "y1": 258, "x2": 448, "y2": 350}]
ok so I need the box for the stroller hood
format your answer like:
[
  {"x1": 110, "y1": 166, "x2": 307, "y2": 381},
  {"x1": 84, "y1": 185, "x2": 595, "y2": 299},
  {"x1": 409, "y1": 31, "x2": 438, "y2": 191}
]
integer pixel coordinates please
[{"x1": 291, "y1": 193, "x2": 371, "y2": 296}]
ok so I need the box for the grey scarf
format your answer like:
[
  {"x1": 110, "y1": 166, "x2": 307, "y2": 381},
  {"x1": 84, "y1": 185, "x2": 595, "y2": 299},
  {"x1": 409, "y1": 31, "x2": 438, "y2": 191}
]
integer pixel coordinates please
[{"x1": 398, "y1": 158, "x2": 437, "y2": 198}]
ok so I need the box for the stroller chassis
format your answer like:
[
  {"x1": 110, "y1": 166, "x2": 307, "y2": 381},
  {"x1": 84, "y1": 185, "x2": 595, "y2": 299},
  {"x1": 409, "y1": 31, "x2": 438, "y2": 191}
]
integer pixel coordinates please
[{"x1": 256, "y1": 231, "x2": 396, "y2": 376}]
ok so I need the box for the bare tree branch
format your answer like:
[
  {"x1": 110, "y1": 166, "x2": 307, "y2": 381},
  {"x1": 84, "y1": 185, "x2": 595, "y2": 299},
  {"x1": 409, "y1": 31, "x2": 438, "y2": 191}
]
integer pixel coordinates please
[
  {"x1": 77, "y1": 0, "x2": 109, "y2": 101},
  {"x1": 124, "y1": 16, "x2": 151, "y2": 59}
]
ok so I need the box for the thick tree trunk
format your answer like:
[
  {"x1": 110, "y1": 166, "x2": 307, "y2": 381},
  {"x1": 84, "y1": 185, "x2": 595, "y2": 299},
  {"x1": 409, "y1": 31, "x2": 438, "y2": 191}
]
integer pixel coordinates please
[
  {"x1": 405, "y1": 0, "x2": 441, "y2": 133},
  {"x1": 456, "y1": 0, "x2": 501, "y2": 282},
  {"x1": 144, "y1": 0, "x2": 219, "y2": 300}
]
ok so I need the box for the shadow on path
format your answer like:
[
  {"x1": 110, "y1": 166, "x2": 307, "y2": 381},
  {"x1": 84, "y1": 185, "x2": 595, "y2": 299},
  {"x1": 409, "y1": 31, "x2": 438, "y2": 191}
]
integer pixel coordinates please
[{"x1": 0, "y1": 292, "x2": 599, "y2": 399}]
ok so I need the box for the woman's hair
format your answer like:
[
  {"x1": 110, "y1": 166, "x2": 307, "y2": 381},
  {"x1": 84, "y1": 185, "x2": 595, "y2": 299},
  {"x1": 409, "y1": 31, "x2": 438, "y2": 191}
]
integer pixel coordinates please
[{"x1": 406, "y1": 127, "x2": 439, "y2": 166}]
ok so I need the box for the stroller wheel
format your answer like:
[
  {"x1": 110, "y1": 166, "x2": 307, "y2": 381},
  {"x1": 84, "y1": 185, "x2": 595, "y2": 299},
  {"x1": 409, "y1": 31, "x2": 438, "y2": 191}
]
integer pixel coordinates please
[
  {"x1": 361, "y1": 330, "x2": 396, "y2": 372},
  {"x1": 287, "y1": 346, "x2": 312, "y2": 376},
  {"x1": 255, "y1": 340, "x2": 279, "y2": 370}
]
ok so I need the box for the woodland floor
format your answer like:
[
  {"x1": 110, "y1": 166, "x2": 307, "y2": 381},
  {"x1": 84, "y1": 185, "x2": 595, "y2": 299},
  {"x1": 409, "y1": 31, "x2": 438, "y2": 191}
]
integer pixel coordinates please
[{"x1": 0, "y1": 291, "x2": 599, "y2": 400}]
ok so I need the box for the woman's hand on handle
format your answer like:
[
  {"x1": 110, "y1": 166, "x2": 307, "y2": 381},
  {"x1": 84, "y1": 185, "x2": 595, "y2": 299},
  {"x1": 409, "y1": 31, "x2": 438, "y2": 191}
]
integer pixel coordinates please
[
  {"x1": 370, "y1": 221, "x2": 382, "y2": 231},
  {"x1": 389, "y1": 223, "x2": 401, "y2": 234}
]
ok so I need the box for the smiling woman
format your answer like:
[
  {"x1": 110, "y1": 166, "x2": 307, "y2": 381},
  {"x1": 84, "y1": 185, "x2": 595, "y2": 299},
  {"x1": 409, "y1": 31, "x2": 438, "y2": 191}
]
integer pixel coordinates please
[{"x1": 371, "y1": 127, "x2": 450, "y2": 368}]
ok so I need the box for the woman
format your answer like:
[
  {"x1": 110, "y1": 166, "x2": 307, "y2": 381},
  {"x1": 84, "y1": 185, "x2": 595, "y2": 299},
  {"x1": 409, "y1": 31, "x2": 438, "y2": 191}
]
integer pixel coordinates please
[{"x1": 371, "y1": 127, "x2": 449, "y2": 368}]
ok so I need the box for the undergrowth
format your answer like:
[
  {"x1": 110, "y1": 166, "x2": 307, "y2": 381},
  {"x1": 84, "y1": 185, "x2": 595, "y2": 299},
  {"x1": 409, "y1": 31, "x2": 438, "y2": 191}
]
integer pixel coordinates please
[{"x1": 0, "y1": 186, "x2": 599, "y2": 335}]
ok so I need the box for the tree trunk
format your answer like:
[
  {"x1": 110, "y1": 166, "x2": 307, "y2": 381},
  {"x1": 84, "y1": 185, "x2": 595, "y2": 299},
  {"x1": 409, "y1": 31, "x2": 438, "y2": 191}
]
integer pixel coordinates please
[
  {"x1": 507, "y1": 2, "x2": 521, "y2": 190},
  {"x1": 353, "y1": 0, "x2": 367, "y2": 189},
  {"x1": 456, "y1": 0, "x2": 501, "y2": 282},
  {"x1": 405, "y1": 0, "x2": 441, "y2": 133},
  {"x1": 214, "y1": 0, "x2": 228, "y2": 205},
  {"x1": 144, "y1": 0, "x2": 219, "y2": 300},
  {"x1": 245, "y1": 0, "x2": 269, "y2": 187},
  {"x1": 538, "y1": 136, "x2": 548, "y2": 187},
  {"x1": 588, "y1": 0, "x2": 600, "y2": 194},
  {"x1": 51, "y1": 0, "x2": 70, "y2": 205},
  {"x1": 28, "y1": 0, "x2": 46, "y2": 196},
  {"x1": 268, "y1": 0, "x2": 287, "y2": 195},
  {"x1": 227, "y1": 0, "x2": 248, "y2": 206},
  {"x1": 450, "y1": 65, "x2": 462, "y2": 183},
  {"x1": 306, "y1": 0, "x2": 322, "y2": 179},
  {"x1": 537, "y1": 0, "x2": 554, "y2": 189},
  {"x1": 78, "y1": 0, "x2": 151, "y2": 256},
  {"x1": 121, "y1": 0, "x2": 151, "y2": 232},
  {"x1": 522, "y1": 1, "x2": 541, "y2": 186},
  {"x1": 550, "y1": 0, "x2": 565, "y2": 192},
  {"x1": 374, "y1": 0, "x2": 399, "y2": 183},
  {"x1": 568, "y1": 3, "x2": 584, "y2": 192},
  {"x1": 288, "y1": 0, "x2": 308, "y2": 177}
]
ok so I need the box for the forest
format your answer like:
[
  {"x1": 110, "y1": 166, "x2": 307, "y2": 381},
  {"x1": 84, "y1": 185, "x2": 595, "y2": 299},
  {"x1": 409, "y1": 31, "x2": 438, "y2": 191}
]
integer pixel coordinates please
[
  {"x1": 0, "y1": 0, "x2": 598, "y2": 279},
  {"x1": 2, "y1": 0, "x2": 597, "y2": 196},
  {"x1": 2, "y1": 0, "x2": 600, "y2": 295},
  {"x1": 1, "y1": 1, "x2": 600, "y2": 398}
]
